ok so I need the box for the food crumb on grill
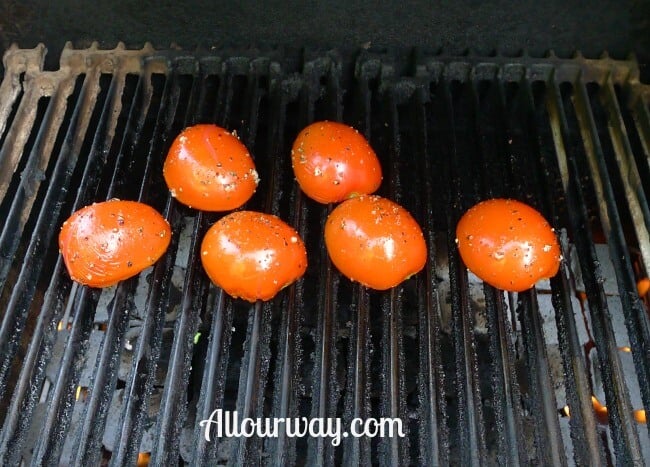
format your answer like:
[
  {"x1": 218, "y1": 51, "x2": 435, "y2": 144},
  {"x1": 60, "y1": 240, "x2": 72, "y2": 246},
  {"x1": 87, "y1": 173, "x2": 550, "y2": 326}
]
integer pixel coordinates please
[{"x1": 249, "y1": 168, "x2": 260, "y2": 185}]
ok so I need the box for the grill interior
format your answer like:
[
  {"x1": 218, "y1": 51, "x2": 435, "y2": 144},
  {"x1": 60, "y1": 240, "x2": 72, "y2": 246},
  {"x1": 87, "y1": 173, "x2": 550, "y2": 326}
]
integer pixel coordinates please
[{"x1": 0, "y1": 44, "x2": 649, "y2": 465}]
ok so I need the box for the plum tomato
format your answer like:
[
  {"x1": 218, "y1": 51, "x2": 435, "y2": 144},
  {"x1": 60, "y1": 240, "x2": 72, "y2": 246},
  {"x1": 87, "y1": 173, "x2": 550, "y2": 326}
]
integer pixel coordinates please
[
  {"x1": 455, "y1": 198, "x2": 561, "y2": 292},
  {"x1": 59, "y1": 199, "x2": 171, "y2": 288},
  {"x1": 291, "y1": 121, "x2": 382, "y2": 203},
  {"x1": 163, "y1": 124, "x2": 259, "y2": 211},
  {"x1": 200, "y1": 211, "x2": 307, "y2": 302},
  {"x1": 324, "y1": 195, "x2": 427, "y2": 290}
]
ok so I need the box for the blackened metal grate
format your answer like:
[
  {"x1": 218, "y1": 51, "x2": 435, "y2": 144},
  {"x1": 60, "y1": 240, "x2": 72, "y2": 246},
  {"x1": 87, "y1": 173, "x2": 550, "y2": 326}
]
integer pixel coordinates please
[{"x1": 0, "y1": 43, "x2": 649, "y2": 466}]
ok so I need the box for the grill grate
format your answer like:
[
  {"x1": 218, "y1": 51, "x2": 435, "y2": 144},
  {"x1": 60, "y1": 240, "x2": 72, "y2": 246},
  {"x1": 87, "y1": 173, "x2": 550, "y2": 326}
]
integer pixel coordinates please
[{"x1": 0, "y1": 43, "x2": 649, "y2": 465}]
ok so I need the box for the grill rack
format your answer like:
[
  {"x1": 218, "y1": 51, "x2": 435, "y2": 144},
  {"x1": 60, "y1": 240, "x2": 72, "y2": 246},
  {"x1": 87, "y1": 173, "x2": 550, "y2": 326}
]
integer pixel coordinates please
[{"x1": 0, "y1": 43, "x2": 649, "y2": 465}]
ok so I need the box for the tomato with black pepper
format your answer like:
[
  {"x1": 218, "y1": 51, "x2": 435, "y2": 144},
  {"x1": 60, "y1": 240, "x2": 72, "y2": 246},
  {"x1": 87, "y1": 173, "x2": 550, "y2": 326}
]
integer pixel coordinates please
[
  {"x1": 291, "y1": 121, "x2": 382, "y2": 204},
  {"x1": 324, "y1": 195, "x2": 427, "y2": 290},
  {"x1": 59, "y1": 199, "x2": 171, "y2": 287},
  {"x1": 163, "y1": 124, "x2": 259, "y2": 211},
  {"x1": 200, "y1": 211, "x2": 307, "y2": 302},
  {"x1": 455, "y1": 198, "x2": 561, "y2": 292}
]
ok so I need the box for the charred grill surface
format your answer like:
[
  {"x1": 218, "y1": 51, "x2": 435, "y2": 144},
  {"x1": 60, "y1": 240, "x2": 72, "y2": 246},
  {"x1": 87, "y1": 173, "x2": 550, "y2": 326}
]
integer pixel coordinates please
[{"x1": 0, "y1": 44, "x2": 649, "y2": 465}]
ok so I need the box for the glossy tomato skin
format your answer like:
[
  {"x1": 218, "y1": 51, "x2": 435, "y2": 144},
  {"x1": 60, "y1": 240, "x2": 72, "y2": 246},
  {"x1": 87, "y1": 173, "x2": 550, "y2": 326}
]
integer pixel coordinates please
[
  {"x1": 455, "y1": 198, "x2": 561, "y2": 292},
  {"x1": 163, "y1": 124, "x2": 259, "y2": 211},
  {"x1": 59, "y1": 199, "x2": 171, "y2": 288},
  {"x1": 201, "y1": 211, "x2": 307, "y2": 302},
  {"x1": 324, "y1": 195, "x2": 427, "y2": 290},
  {"x1": 291, "y1": 121, "x2": 382, "y2": 204}
]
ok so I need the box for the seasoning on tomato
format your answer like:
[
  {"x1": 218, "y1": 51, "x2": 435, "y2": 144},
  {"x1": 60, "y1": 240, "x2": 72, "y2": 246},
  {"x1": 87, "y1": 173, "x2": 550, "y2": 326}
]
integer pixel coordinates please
[
  {"x1": 163, "y1": 124, "x2": 259, "y2": 211},
  {"x1": 59, "y1": 199, "x2": 171, "y2": 288},
  {"x1": 291, "y1": 121, "x2": 382, "y2": 204},
  {"x1": 455, "y1": 198, "x2": 561, "y2": 292},
  {"x1": 324, "y1": 195, "x2": 427, "y2": 290},
  {"x1": 200, "y1": 211, "x2": 307, "y2": 302}
]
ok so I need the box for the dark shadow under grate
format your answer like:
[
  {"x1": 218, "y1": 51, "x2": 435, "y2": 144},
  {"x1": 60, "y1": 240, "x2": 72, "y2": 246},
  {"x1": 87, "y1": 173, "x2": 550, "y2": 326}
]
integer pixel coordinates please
[{"x1": 0, "y1": 43, "x2": 649, "y2": 466}]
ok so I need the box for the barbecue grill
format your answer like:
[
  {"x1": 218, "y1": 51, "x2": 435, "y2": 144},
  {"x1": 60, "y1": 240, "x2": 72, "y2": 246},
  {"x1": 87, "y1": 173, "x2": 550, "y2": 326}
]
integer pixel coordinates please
[{"x1": 0, "y1": 43, "x2": 649, "y2": 465}]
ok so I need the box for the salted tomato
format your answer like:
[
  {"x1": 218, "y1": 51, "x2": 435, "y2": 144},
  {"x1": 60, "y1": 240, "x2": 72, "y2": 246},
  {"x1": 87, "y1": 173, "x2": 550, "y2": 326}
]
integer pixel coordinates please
[
  {"x1": 455, "y1": 198, "x2": 561, "y2": 292},
  {"x1": 59, "y1": 199, "x2": 171, "y2": 288},
  {"x1": 291, "y1": 121, "x2": 382, "y2": 203},
  {"x1": 200, "y1": 211, "x2": 307, "y2": 302},
  {"x1": 324, "y1": 195, "x2": 427, "y2": 290},
  {"x1": 163, "y1": 124, "x2": 259, "y2": 211}
]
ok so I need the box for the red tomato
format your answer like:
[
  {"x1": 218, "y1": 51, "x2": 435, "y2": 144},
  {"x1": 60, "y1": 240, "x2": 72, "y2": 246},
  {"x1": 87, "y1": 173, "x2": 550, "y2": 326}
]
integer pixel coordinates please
[
  {"x1": 455, "y1": 198, "x2": 561, "y2": 292},
  {"x1": 59, "y1": 199, "x2": 171, "y2": 288},
  {"x1": 163, "y1": 124, "x2": 259, "y2": 211},
  {"x1": 201, "y1": 211, "x2": 307, "y2": 302},
  {"x1": 291, "y1": 121, "x2": 382, "y2": 203},
  {"x1": 324, "y1": 195, "x2": 427, "y2": 290}
]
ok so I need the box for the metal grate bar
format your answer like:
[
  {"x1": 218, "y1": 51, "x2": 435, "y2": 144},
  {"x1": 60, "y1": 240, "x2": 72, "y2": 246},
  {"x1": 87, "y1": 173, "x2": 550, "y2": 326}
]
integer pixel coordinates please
[
  {"x1": 559, "y1": 80, "x2": 643, "y2": 464},
  {"x1": 0, "y1": 77, "x2": 41, "y2": 201},
  {"x1": 33, "y1": 67, "x2": 146, "y2": 465},
  {"x1": 32, "y1": 284, "x2": 96, "y2": 465},
  {"x1": 0, "y1": 76, "x2": 74, "y2": 290},
  {"x1": 0, "y1": 69, "x2": 101, "y2": 463},
  {"x1": 151, "y1": 63, "x2": 208, "y2": 464},
  {"x1": 600, "y1": 79, "x2": 650, "y2": 272},
  {"x1": 191, "y1": 290, "x2": 233, "y2": 466},
  {"x1": 412, "y1": 82, "x2": 450, "y2": 466},
  {"x1": 189, "y1": 70, "x2": 235, "y2": 467},
  {"x1": 0, "y1": 67, "x2": 106, "y2": 404},
  {"x1": 541, "y1": 78, "x2": 605, "y2": 465},
  {"x1": 230, "y1": 209, "x2": 268, "y2": 454},
  {"x1": 338, "y1": 62, "x2": 374, "y2": 466},
  {"x1": 501, "y1": 78, "x2": 567, "y2": 466},
  {"x1": 72, "y1": 71, "x2": 152, "y2": 466},
  {"x1": 442, "y1": 79, "x2": 488, "y2": 464},
  {"x1": 471, "y1": 77, "x2": 527, "y2": 465},
  {"x1": 240, "y1": 74, "x2": 292, "y2": 450},
  {"x1": 341, "y1": 284, "x2": 371, "y2": 464},
  {"x1": 551, "y1": 243, "x2": 606, "y2": 465},
  {"x1": 228, "y1": 65, "x2": 275, "y2": 465},
  {"x1": 267, "y1": 77, "x2": 306, "y2": 467},
  {"x1": 231, "y1": 300, "x2": 271, "y2": 463},
  {"x1": 378, "y1": 86, "x2": 410, "y2": 466},
  {"x1": 108, "y1": 66, "x2": 183, "y2": 467},
  {"x1": 629, "y1": 97, "x2": 650, "y2": 194},
  {"x1": 0, "y1": 45, "x2": 46, "y2": 139},
  {"x1": 575, "y1": 79, "x2": 650, "y2": 440},
  {"x1": 518, "y1": 292, "x2": 568, "y2": 465},
  {"x1": 306, "y1": 60, "x2": 342, "y2": 467}
]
